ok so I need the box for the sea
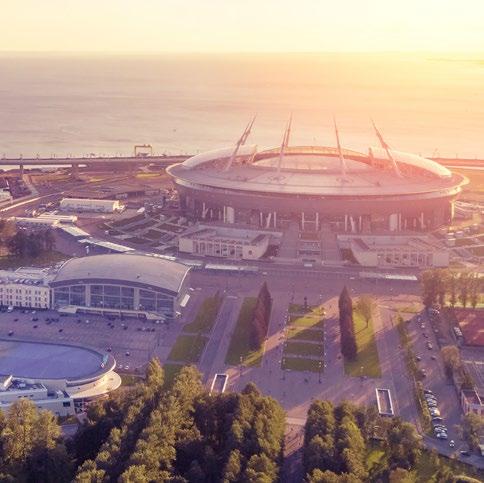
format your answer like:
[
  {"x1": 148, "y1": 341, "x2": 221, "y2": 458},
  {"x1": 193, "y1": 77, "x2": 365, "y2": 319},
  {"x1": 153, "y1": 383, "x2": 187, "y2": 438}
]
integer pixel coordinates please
[{"x1": 0, "y1": 52, "x2": 483, "y2": 160}]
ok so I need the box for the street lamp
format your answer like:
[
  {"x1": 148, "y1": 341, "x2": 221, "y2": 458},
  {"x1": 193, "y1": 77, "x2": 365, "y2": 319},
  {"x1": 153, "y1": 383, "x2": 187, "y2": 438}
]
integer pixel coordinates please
[
  {"x1": 318, "y1": 361, "x2": 322, "y2": 384},
  {"x1": 239, "y1": 356, "x2": 243, "y2": 378}
]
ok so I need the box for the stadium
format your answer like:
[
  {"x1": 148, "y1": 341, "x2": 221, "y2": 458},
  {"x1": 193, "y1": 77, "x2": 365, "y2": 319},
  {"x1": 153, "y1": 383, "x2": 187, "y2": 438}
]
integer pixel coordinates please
[{"x1": 167, "y1": 121, "x2": 468, "y2": 233}]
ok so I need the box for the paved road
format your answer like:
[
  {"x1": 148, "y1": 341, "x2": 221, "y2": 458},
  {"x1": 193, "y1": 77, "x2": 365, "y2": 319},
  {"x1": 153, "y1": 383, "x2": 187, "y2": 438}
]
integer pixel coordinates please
[{"x1": 198, "y1": 295, "x2": 240, "y2": 385}]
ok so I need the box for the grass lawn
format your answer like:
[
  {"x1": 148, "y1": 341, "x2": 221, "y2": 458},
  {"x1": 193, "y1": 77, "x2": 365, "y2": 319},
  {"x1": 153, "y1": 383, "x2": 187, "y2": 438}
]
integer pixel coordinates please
[
  {"x1": 162, "y1": 363, "x2": 185, "y2": 388},
  {"x1": 288, "y1": 314, "x2": 324, "y2": 329},
  {"x1": 284, "y1": 341, "x2": 323, "y2": 357},
  {"x1": 0, "y1": 251, "x2": 68, "y2": 270},
  {"x1": 288, "y1": 303, "x2": 325, "y2": 316},
  {"x1": 282, "y1": 357, "x2": 322, "y2": 372},
  {"x1": 287, "y1": 326, "x2": 324, "y2": 342},
  {"x1": 344, "y1": 309, "x2": 382, "y2": 378},
  {"x1": 167, "y1": 334, "x2": 208, "y2": 363},
  {"x1": 183, "y1": 293, "x2": 223, "y2": 333},
  {"x1": 225, "y1": 297, "x2": 264, "y2": 367}
]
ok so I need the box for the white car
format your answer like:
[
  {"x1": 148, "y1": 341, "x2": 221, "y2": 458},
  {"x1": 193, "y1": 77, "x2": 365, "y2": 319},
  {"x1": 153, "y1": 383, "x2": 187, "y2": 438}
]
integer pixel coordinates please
[
  {"x1": 436, "y1": 433, "x2": 448, "y2": 440},
  {"x1": 449, "y1": 440, "x2": 455, "y2": 447}
]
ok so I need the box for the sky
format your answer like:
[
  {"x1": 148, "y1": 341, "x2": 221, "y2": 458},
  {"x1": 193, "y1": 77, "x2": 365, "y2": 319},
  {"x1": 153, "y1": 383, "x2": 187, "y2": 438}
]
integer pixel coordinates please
[{"x1": 1, "y1": 0, "x2": 484, "y2": 53}]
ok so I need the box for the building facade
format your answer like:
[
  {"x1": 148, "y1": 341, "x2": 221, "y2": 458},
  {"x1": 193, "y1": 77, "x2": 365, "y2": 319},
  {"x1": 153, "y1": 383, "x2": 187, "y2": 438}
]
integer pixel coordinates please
[
  {"x1": 167, "y1": 141, "x2": 467, "y2": 234},
  {"x1": 60, "y1": 197, "x2": 124, "y2": 213},
  {"x1": 179, "y1": 225, "x2": 271, "y2": 260},
  {"x1": 50, "y1": 254, "x2": 191, "y2": 320},
  {"x1": 0, "y1": 269, "x2": 51, "y2": 309}
]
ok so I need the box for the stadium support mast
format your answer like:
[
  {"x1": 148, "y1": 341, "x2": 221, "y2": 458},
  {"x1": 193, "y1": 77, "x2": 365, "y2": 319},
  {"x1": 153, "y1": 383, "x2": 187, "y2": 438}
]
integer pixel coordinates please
[
  {"x1": 223, "y1": 116, "x2": 256, "y2": 172},
  {"x1": 333, "y1": 118, "x2": 347, "y2": 177},
  {"x1": 372, "y1": 120, "x2": 402, "y2": 177},
  {"x1": 277, "y1": 114, "x2": 292, "y2": 175}
]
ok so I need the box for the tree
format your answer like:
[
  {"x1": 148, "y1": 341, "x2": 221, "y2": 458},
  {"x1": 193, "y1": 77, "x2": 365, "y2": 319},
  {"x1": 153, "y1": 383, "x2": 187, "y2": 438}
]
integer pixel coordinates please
[
  {"x1": 338, "y1": 288, "x2": 357, "y2": 361},
  {"x1": 389, "y1": 467, "x2": 416, "y2": 483},
  {"x1": 468, "y1": 272, "x2": 482, "y2": 309},
  {"x1": 448, "y1": 271, "x2": 458, "y2": 308},
  {"x1": 355, "y1": 295, "x2": 376, "y2": 329},
  {"x1": 458, "y1": 271, "x2": 470, "y2": 308},
  {"x1": 385, "y1": 419, "x2": 422, "y2": 469},
  {"x1": 249, "y1": 282, "x2": 272, "y2": 350},
  {"x1": 440, "y1": 345, "x2": 461, "y2": 379},
  {"x1": 461, "y1": 413, "x2": 484, "y2": 451},
  {"x1": 421, "y1": 269, "x2": 439, "y2": 308}
]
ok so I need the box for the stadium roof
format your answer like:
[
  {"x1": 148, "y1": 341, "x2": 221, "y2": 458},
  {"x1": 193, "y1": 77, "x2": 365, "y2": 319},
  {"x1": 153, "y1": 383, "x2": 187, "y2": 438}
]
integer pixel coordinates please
[{"x1": 52, "y1": 254, "x2": 190, "y2": 294}]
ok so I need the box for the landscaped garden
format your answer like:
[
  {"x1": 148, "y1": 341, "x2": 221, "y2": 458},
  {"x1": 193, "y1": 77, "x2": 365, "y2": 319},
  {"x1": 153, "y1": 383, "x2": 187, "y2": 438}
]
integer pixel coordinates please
[
  {"x1": 183, "y1": 293, "x2": 223, "y2": 333},
  {"x1": 344, "y1": 308, "x2": 381, "y2": 378},
  {"x1": 167, "y1": 334, "x2": 208, "y2": 363},
  {"x1": 225, "y1": 297, "x2": 263, "y2": 367},
  {"x1": 281, "y1": 303, "x2": 325, "y2": 373}
]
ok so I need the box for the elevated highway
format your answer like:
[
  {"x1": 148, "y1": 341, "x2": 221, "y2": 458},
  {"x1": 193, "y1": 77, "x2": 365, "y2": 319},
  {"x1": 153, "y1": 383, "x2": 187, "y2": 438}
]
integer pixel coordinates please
[{"x1": 0, "y1": 154, "x2": 190, "y2": 174}]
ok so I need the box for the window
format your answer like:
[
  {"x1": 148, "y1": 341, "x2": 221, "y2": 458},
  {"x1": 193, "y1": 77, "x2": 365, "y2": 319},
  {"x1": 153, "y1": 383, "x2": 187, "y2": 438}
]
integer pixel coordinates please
[{"x1": 63, "y1": 401, "x2": 71, "y2": 407}]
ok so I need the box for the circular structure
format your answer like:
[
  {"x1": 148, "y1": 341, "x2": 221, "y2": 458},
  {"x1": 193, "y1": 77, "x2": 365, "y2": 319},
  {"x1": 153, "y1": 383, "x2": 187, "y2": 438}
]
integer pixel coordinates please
[
  {"x1": 0, "y1": 339, "x2": 112, "y2": 382},
  {"x1": 167, "y1": 143, "x2": 468, "y2": 232}
]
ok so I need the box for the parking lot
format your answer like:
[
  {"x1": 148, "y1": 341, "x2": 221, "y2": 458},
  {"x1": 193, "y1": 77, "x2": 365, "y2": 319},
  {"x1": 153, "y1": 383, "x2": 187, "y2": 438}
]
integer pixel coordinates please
[{"x1": 0, "y1": 308, "x2": 169, "y2": 373}]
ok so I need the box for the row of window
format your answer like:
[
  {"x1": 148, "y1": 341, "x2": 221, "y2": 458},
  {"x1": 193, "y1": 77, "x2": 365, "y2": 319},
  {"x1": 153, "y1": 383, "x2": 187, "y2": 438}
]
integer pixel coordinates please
[{"x1": 53, "y1": 283, "x2": 174, "y2": 314}]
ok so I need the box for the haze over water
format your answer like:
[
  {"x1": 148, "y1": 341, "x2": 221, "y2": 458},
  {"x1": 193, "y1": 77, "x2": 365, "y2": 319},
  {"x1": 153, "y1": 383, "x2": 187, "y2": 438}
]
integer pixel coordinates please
[{"x1": 1, "y1": 53, "x2": 483, "y2": 159}]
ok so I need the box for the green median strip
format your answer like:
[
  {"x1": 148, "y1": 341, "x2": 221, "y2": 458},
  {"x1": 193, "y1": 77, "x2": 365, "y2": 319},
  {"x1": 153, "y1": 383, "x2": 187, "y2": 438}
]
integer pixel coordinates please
[
  {"x1": 282, "y1": 357, "x2": 322, "y2": 372},
  {"x1": 288, "y1": 314, "x2": 324, "y2": 329},
  {"x1": 284, "y1": 341, "x2": 323, "y2": 357},
  {"x1": 168, "y1": 334, "x2": 208, "y2": 363},
  {"x1": 183, "y1": 293, "x2": 223, "y2": 333},
  {"x1": 225, "y1": 297, "x2": 263, "y2": 367},
  {"x1": 287, "y1": 326, "x2": 324, "y2": 342},
  {"x1": 344, "y1": 309, "x2": 382, "y2": 378}
]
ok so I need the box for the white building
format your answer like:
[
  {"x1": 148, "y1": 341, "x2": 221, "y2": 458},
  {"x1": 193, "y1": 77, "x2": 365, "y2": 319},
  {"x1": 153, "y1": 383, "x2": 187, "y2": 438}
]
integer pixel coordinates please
[
  {"x1": 179, "y1": 225, "x2": 271, "y2": 260},
  {"x1": 0, "y1": 268, "x2": 52, "y2": 309},
  {"x1": 338, "y1": 235, "x2": 449, "y2": 268},
  {"x1": 0, "y1": 376, "x2": 75, "y2": 417},
  {"x1": 13, "y1": 214, "x2": 78, "y2": 228},
  {"x1": 0, "y1": 190, "x2": 12, "y2": 204},
  {"x1": 60, "y1": 197, "x2": 124, "y2": 213},
  {"x1": 0, "y1": 340, "x2": 122, "y2": 416}
]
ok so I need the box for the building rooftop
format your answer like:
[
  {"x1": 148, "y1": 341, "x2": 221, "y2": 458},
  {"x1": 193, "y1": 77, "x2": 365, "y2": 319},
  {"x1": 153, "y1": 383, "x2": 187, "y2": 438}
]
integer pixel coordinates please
[
  {"x1": 168, "y1": 145, "x2": 467, "y2": 198},
  {"x1": 181, "y1": 224, "x2": 270, "y2": 245},
  {"x1": 52, "y1": 253, "x2": 190, "y2": 295},
  {"x1": 0, "y1": 339, "x2": 110, "y2": 381}
]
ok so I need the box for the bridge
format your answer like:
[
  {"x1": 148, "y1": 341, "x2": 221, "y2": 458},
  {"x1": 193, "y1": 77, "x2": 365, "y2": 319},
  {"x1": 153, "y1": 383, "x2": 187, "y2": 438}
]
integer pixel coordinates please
[
  {"x1": 0, "y1": 154, "x2": 190, "y2": 175},
  {"x1": 0, "y1": 154, "x2": 481, "y2": 176}
]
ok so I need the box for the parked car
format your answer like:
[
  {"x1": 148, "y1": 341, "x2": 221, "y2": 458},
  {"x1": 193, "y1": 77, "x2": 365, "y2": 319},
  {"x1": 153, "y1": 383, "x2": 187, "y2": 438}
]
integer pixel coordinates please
[
  {"x1": 436, "y1": 432, "x2": 448, "y2": 440},
  {"x1": 426, "y1": 342, "x2": 433, "y2": 350},
  {"x1": 460, "y1": 450, "x2": 471, "y2": 457},
  {"x1": 449, "y1": 440, "x2": 455, "y2": 447}
]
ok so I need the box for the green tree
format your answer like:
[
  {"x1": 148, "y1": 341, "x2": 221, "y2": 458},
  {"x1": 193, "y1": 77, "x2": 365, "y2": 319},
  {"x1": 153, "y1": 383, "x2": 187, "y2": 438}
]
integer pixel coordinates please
[
  {"x1": 468, "y1": 272, "x2": 482, "y2": 309},
  {"x1": 440, "y1": 345, "x2": 461, "y2": 379},
  {"x1": 388, "y1": 467, "x2": 416, "y2": 483},
  {"x1": 223, "y1": 449, "x2": 242, "y2": 482},
  {"x1": 421, "y1": 269, "x2": 439, "y2": 308},
  {"x1": 385, "y1": 419, "x2": 421, "y2": 469},
  {"x1": 355, "y1": 295, "x2": 376, "y2": 329},
  {"x1": 458, "y1": 271, "x2": 470, "y2": 308},
  {"x1": 461, "y1": 413, "x2": 484, "y2": 451}
]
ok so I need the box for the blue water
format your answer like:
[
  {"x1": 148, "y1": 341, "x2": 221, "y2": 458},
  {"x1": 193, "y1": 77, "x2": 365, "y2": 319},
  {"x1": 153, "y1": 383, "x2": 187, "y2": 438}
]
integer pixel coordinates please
[{"x1": 0, "y1": 53, "x2": 483, "y2": 159}]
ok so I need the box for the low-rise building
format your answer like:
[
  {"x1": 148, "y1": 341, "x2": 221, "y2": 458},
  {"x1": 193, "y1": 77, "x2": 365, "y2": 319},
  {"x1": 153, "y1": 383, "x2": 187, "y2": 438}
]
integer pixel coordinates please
[
  {"x1": 461, "y1": 388, "x2": 484, "y2": 417},
  {"x1": 179, "y1": 224, "x2": 271, "y2": 260},
  {"x1": 339, "y1": 234, "x2": 449, "y2": 268},
  {"x1": 60, "y1": 197, "x2": 124, "y2": 213},
  {"x1": 0, "y1": 268, "x2": 52, "y2": 309},
  {"x1": 0, "y1": 340, "x2": 121, "y2": 416},
  {"x1": 50, "y1": 253, "x2": 191, "y2": 320}
]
